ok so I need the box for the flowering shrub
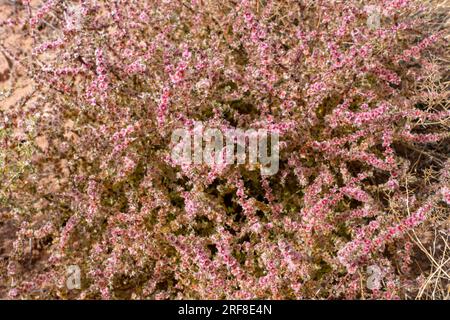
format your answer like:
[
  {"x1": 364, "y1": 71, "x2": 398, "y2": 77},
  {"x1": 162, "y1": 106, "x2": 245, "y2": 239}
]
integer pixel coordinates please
[{"x1": 0, "y1": 0, "x2": 448, "y2": 299}]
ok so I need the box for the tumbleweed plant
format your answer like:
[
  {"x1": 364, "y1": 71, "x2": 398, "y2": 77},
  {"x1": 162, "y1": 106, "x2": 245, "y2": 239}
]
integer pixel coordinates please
[{"x1": 0, "y1": 0, "x2": 448, "y2": 299}]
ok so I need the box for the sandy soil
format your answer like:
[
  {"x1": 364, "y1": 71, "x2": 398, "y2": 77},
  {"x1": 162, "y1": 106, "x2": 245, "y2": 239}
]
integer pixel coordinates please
[{"x1": 0, "y1": 0, "x2": 35, "y2": 299}]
